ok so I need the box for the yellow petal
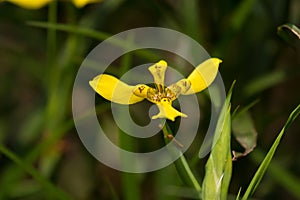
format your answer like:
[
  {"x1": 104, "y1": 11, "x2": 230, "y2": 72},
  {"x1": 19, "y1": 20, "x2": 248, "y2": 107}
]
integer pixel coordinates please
[
  {"x1": 89, "y1": 74, "x2": 144, "y2": 104},
  {"x1": 3, "y1": 0, "x2": 51, "y2": 9},
  {"x1": 182, "y1": 58, "x2": 222, "y2": 95},
  {"x1": 72, "y1": 0, "x2": 103, "y2": 8},
  {"x1": 148, "y1": 60, "x2": 167, "y2": 93},
  {"x1": 151, "y1": 98, "x2": 187, "y2": 121}
]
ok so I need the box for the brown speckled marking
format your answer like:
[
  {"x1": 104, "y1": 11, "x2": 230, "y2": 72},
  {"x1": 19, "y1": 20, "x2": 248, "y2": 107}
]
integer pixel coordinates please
[
  {"x1": 146, "y1": 86, "x2": 177, "y2": 104},
  {"x1": 138, "y1": 86, "x2": 145, "y2": 94}
]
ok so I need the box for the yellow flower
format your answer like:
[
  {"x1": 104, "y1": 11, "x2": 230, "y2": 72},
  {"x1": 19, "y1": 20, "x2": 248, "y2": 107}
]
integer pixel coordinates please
[
  {"x1": 89, "y1": 58, "x2": 222, "y2": 121},
  {"x1": 72, "y1": 0, "x2": 102, "y2": 8},
  {"x1": 1, "y1": 0, "x2": 102, "y2": 9},
  {"x1": 1, "y1": 0, "x2": 51, "y2": 9}
]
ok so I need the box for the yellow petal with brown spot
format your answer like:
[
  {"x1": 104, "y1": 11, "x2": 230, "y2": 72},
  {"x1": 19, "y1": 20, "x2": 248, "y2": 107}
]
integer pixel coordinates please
[{"x1": 89, "y1": 74, "x2": 144, "y2": 104}]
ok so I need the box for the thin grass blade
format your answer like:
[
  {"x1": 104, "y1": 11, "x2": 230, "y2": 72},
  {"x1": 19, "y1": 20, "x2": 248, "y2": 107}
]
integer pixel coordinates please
[{"x1": 242, "y1": 104, "x2": 300, "y2": 199}]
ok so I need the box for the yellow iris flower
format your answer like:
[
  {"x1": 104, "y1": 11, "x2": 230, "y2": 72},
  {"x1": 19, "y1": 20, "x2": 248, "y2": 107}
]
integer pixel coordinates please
[
  {"x1": 1, "y1": 0, "x2": 102, "y2": 9},
  {"x1": 89, "y1": 58, "x2": 222, "y2": 121}
]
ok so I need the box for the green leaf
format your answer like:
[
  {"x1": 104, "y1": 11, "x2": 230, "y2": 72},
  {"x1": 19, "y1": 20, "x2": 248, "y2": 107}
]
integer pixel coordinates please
[
  {"x1": 232, "y1": 110, "x2": 257, "y2": 160},
  {"x1": 201, "y1": 82, "x2": 234, "y2": 200},
  {"x1": 242, "y1": 103, "x2": 300, "y2": 200},
  {"x1": 277, "y1": 23, "x2": 300, "y2": 50}
]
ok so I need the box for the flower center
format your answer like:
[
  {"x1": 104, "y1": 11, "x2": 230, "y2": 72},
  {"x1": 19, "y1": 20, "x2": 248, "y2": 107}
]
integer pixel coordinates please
[{"x1": 146, "y1": 85, "x2": 176, "y2": 103}]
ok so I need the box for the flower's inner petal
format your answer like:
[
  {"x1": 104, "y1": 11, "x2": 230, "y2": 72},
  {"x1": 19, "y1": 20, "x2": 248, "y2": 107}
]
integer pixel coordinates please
[
  {"x1": 182, "y1": 58, "x2": 222, "y2": 95},
  {"x1": 151, "y1": 98, "x2": 187, "y2": 121},
  {"x1": 167, "y1": 79, "x2": 191, "y2": 99},
  {"x1": 148, "y1": 60, "x2": 167, "y2": 93},
  {"x1": 89, "y1": 74, "x2": 144, "y2": 104}
]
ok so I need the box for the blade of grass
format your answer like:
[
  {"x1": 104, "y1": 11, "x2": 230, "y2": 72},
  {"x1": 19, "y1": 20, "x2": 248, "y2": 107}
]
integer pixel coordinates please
[
  {"x1": 250, "y1": 148, "x2": 300, "y2": 199},
  {"x1": 26, "y1": 21, "x2": 159, "y2": 61},
  {"x1": 27, "y1": 21, "x2": 110, "y2": 42},
  {"x1": 0, "y1": 144, "x2": 72, "y2": 200},
  {"x1": 235, "y1": 188, "x2": 242, "y2": 200},
  {"x1": 242, "y1": 103, "x2": 300, "y2": 199},
  {"x1": 232, "y1": 99, "x2": 260, "y2": 119}
]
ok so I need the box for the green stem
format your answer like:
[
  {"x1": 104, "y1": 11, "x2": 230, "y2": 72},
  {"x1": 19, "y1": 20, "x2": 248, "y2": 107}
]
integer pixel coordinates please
[{"x1": 161, "y1": 122, "x2": 201, "y2": 198}]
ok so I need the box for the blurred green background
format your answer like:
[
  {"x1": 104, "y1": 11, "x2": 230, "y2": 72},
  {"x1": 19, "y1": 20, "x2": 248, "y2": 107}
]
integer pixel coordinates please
[{"x1": 0, "y1": 0, "x2": 299, "y2": 199}]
